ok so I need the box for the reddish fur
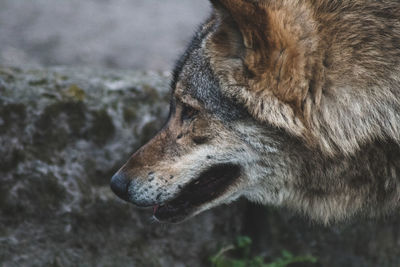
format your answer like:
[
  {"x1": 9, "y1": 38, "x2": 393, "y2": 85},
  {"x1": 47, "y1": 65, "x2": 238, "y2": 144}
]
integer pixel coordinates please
[{"x1": 207, "y1": 0, "x2": 400, "y2": 156}]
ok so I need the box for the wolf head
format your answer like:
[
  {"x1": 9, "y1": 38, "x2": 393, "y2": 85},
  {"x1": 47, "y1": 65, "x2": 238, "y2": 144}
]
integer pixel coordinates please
[{"x1": 111, "y1": 0, "x2": 400, "y2": 223}]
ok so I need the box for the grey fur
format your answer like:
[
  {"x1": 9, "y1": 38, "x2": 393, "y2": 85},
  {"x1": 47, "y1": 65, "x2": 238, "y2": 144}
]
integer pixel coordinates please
[{"x1": 111, "y1": 0, "x2": 400, "y2": 223}]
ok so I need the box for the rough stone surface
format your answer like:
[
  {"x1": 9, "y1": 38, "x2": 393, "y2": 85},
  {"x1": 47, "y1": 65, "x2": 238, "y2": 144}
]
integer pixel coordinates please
[
  {"x1": 1, "y1": 66, "x2": 400, "y2": 267},
  {"x1": 0, "y1": 66, "x2": 243, "y2": 267}
]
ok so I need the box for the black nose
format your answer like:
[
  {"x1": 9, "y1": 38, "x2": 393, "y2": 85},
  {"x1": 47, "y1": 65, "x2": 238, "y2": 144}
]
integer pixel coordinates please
[{"x1": 110, "y1": 172, "x2": 130, "y2": 201}]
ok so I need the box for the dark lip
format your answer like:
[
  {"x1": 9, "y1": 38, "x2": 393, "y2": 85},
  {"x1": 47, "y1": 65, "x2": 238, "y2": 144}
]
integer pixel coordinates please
[{"x1": 153, "y1": 163, "x2": 241, "y2": 223}]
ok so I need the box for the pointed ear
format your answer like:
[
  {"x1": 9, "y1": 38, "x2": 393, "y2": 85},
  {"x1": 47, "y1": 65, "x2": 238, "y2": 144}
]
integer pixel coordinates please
[
  {"x1": 207, "y1": 1, "x2": 325, "y2": 152},
  {"x1": 208, "y1": 0, "x2": 319, "y2": 100},
  {"x1": 209, "y1": 0, "x2": 265, "y2": 59}
]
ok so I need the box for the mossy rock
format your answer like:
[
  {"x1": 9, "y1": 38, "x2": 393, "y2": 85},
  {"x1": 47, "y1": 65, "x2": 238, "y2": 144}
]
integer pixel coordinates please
[
  {"x1": 0, "y1": 66, "x2": 243, "y2": 267},
  {"x1": 88, "y1": 109, "x2": 115, "y2": 146},
  {"x1": 0, "y1": 103, "x2": 26, "y2": 134}
]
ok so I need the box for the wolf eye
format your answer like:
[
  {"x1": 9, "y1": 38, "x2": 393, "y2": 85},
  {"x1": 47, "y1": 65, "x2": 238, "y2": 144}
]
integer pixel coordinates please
[{"x1": 181, "y1": 105, "x2": 198, "y2": 121}]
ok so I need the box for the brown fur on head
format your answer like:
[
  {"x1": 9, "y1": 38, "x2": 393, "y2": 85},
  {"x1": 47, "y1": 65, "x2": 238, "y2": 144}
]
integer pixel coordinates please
[
  {"x1": 209, "y1": 0, "x2": 400, "y2": 156},
  {"x1": 111, "y1": 0, "x2": 400, "y2": 224}
]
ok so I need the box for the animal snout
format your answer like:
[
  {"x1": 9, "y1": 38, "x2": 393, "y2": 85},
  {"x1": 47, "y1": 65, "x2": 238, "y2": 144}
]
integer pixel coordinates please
[{"x1": 110, "y1": 172, "x2": 130, "y2": 201}]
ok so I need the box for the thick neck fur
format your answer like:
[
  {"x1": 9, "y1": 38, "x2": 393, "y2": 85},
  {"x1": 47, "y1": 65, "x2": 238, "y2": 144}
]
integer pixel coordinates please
[
  {"x1": 203, "y1": 0, "x2": 400, "y2": 223},
  {"x1": 208, "y1": 0, "x2": 400, "y2": 157},
  {"x1": 247, "y1": 123, "x2": 400, "y2": 224}
]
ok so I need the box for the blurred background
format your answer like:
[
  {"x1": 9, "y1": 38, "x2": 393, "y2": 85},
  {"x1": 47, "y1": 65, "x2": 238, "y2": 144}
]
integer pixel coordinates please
[
  {"x1": 0, "y1": 0, "x2": 210, "y2": 70},
  {"x1": 2, "y1": 1, "x2": 400, "y2": 266}
]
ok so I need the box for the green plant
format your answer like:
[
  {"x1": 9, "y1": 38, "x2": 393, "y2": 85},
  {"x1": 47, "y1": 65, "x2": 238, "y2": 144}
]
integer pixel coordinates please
[
  {"x1": 264, "y1": 250, "x2": 317, "y2": 267},
  {"x1": 210, "y1": 236, "x2": 317, "y2": 267}
]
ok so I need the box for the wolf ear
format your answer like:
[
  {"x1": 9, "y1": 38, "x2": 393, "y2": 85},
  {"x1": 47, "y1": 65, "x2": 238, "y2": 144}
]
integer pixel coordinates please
[
  {"x1": 208, "y1": 0, "x2": 325, "y2": 151},
  {"x1": 208, "y1": 0, "x2": 320, "y2": 111},
  {"x1": 209, "y1": 0, "x2": 263, "y2": 59}
]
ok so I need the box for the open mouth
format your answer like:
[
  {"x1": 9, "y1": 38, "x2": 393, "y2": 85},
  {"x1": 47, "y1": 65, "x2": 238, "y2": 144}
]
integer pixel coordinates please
[{"x1": 153, "y1": 163, "x2": 241, "y2": 222}]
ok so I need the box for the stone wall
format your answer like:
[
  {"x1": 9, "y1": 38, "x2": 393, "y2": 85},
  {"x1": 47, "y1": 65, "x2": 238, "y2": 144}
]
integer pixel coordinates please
[
  {"x1": 1, "y1": 66, "x2": 400, "y2": 266},
  {"x1": 0, "y1": 67, "x2": 243, "y2": 266}
]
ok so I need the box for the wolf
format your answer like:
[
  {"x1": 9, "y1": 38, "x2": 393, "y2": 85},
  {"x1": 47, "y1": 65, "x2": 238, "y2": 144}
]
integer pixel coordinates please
[{"x1": 111, "y1": 0, "x2": 400, "y2": 224}]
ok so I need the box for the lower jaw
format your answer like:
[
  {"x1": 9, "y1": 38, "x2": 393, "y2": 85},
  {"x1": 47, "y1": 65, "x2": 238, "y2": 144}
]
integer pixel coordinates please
[
  {"x1": 152, "y1": 163, "x2": 242, "y2": 222},
  {"x1": 153, "y1": 204, "x2": 195, "y2": 223}
]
